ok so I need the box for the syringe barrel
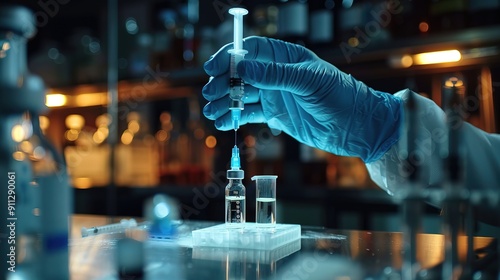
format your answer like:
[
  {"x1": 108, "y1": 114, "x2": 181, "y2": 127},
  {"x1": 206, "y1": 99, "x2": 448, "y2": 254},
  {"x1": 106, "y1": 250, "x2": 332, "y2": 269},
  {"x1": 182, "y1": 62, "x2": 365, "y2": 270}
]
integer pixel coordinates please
[
  {"x1": 81, "y1": 219, "x2": 137, "y2": 237},
  {"x1": 229, "y1": 52, "x2": 245, "y2": 107}
]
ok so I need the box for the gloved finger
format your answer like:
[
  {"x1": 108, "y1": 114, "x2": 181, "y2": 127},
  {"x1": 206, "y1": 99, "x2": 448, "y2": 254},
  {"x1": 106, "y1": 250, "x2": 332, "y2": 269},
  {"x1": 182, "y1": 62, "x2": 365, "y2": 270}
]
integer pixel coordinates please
[
  {"x1": 243, "y1": 36, "x2": 311, "y2": 62},
  {"x1": 203, "y1": 42, "x2": 233, "y2": 77},
  {"x1": 202, "y1": 74, "x2": 229, "y2": 101},
  {"x1": 203, "y1": 97, "x2": 229, "y2": 120},
  {"x1": 238, "y1": 60, "x2": 319, "y2": 96},
  {"x1": 203, "y1": 86, "x2": 260, "y2": 120},
  {"x1": 214, "y1": 104, "x2": 267, "y2": 131},
  {"x1": 242, "y1": 85, "x2": 260, "y2": 104}
]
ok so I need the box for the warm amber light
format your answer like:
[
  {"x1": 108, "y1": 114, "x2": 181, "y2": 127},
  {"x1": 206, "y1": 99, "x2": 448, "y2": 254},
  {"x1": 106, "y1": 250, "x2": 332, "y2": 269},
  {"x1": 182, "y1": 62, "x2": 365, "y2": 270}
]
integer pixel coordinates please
[
  {"x1": 156, "y1": 130, "x2": 169, "y2": 142},
  {"x1": 20, "y1": 141, "x2": 33, "y2": 153},
  {"x1": 127, "y1": 112, "x2": 140, "y2": 122},
  {"x1": 74, "y1": 93, "x2": 107, "y2": 107},
  {"x1": 11, "y1": 125, "x2": 25, "y2": 142},
  {"x1": 128, "y1": 120, "x2": 140, "y2": 134},
  {"x1": 39, "y1": 116, "x2": 50, "y2": 131},
  {"x1": 444, "y1": 77, "x2": 464, "y2": 88},
  {"x1": 205, "y1": 135, "x2": 217, "y2": 148},
  {"x1": 65, "y1": 129, "x2": 80, "y2": 141},
  {"x1": 348, "y1": 37, "x2": 359, "y2": 47},
  {"x1": 160, "y1": 112, "x2": 171, "y2": 123},
  {"x1": 95, "y1": 114, "x2": 110, "y2": 127},
  {"x1": 419, "y1": 22, "x2": 429, "y2": 32},
  {"x1": 2, "y1": 42, "x2": 10, "y2": 51},
  {"x1": 244, "y1": 135, "x2": 256, "y2": 147},
  {"x1": 413, "y1": 50, "x2": 461, "y2": 65},
  {"x1": 73, "y1": 177, "x2": 93, "y2": 189},
  {"x1": 12, "y1": 151, "x2": 25, "y2": 161},
  {"x1": 65, "y1": 114, "x2": 85, "y2": 129},
  {"x1": 1, "y1": 42, "x2": 10, "y2": 58},
  {"x1": 389, "y1": 54, "x2": 414, "y2": 68},
  {"x1": 401, "y1": 55, "x2": 413, "y2": 68},
  {"x1": 98, "y1": 126, "x2": 109, "y2": 137},
  {"x1": 121, "y1": 130, "x2": 134, "y2": 145},
  {"x1": 46, "y1": 94, "x2": 67, "y2": 107},
  {"x1": 93, "y1": 130, "x2": 106, "y2": 144}
]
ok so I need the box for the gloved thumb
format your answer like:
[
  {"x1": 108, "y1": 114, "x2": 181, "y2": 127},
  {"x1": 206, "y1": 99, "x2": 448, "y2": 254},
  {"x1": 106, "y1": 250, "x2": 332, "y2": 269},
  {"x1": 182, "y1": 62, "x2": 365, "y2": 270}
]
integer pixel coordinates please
[{"x1": 237, "y1": 60, "x2": 311, "y2": 95}]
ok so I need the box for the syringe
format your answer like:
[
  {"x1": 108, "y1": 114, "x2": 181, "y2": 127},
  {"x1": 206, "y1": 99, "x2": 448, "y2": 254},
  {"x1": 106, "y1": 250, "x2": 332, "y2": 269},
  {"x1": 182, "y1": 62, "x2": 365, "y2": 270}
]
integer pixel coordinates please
[
  {"x1": 228, "y1": 8, "x2": 248, "y2": 131},
  {"x1": 81, "y1": 218, "x2": 138, "y2": 237}
]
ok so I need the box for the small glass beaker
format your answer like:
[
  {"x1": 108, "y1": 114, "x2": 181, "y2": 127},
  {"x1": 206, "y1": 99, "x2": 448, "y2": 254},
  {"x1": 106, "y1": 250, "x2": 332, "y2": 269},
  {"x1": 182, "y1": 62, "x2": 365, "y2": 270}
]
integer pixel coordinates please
[{"x1": 252, "y1": 175, "x2": 278, "y2": 227}]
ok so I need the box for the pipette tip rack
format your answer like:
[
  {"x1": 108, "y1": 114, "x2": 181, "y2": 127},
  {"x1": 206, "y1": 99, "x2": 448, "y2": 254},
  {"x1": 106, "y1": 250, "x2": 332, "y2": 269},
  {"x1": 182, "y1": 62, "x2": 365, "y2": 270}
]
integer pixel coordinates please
[{"x1": 192, "y1": 223, "x2": 301, "y2": 250}]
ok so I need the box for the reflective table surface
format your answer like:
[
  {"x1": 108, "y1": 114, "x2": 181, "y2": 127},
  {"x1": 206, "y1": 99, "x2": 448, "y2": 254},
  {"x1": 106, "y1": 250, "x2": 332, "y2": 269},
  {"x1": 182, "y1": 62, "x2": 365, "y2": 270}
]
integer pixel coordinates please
[{"x1": 70, "y1": 215, "x2": 495, "y2": 280}]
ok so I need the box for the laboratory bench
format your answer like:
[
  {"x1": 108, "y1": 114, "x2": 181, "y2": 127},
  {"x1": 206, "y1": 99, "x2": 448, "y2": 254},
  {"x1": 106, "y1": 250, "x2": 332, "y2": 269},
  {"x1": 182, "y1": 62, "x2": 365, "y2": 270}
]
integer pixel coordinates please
[{"x1": 70, "y1": 214, "x2": 497, "y2": 279}]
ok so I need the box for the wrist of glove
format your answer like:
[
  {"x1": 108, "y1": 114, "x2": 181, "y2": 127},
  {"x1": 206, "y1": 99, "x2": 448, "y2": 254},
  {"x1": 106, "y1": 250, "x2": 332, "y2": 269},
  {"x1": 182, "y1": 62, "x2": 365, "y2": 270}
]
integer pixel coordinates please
[{"x1": 202, "y1": 36, "x2": 403, "y2": 163}]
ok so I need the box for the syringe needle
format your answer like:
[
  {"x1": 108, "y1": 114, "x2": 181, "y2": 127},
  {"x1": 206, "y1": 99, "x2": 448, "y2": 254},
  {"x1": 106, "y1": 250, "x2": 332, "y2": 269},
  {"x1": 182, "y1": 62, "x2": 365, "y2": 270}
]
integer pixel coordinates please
[{"x1": 234, "y1": 130, "x2": 237, "y2": 146}]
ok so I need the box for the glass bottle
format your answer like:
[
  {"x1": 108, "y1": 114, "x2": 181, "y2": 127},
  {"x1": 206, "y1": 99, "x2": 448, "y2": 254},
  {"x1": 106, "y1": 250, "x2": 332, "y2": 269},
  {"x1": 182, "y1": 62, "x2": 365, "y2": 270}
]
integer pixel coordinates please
[
  {"x1": 30, "y1": 113, "x2": 72, "y2": 280},
  {"x1": 225, "y1": 169, "x2": 245, "y2": 227}
]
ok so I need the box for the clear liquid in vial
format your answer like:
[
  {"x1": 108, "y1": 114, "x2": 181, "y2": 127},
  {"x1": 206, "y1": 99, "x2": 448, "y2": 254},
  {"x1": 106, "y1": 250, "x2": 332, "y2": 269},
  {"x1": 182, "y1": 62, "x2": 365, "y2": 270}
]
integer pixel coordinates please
[
  {"x1": 256, "y1": 198, "x2": 276, "y2": 226},
  {"x1": 225, "y1": 196, "x2": 245, "y2": 227}
]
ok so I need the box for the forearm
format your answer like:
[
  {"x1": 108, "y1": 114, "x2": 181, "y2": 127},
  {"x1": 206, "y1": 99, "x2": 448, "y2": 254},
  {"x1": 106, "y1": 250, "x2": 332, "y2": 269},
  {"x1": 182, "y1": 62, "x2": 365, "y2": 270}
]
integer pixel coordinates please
[{"x1": 366, "y1": 89, "x2": 500, "y2": 225}]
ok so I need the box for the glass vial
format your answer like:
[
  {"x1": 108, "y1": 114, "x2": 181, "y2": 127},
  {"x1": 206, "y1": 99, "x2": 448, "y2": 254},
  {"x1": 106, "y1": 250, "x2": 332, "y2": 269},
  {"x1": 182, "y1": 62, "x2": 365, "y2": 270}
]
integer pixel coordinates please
[{"x1": 225, "y1": 169, "x2": 245, "y2": 227}]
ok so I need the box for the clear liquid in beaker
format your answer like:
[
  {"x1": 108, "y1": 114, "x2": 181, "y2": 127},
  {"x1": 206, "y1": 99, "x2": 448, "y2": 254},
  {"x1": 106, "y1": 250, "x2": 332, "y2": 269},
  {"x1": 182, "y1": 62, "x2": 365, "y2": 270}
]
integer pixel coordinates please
[{"x1": 256, "y1": 197, "x2": 276, "y2": 226}]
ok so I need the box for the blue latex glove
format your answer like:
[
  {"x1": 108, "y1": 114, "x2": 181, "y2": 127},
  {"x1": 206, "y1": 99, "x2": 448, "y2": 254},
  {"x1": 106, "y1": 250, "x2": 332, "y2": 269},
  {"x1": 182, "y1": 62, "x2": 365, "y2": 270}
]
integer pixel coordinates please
[{"x1": 202, "y1": 36, "x2": 403, "y2": 163}]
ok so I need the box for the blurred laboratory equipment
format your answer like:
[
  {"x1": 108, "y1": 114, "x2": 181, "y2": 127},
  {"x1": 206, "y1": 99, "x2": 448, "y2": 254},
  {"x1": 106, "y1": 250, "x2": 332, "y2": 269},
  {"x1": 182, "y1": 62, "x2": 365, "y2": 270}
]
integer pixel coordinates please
[
  {"x1": 308, "y1": 1, "x2": 334, "y2": 45},
  {"x1": 397, "y1": 77, "x2": 500, "y2": 279},
  {"x1": 277, "y1": 0, "x2": 308, "y2": 44},
  {"x1": 145, "y1": 194, "x2": 180, "y2": 239},
  {"x1": 252, "y1": 175, "x2": 278, "y2": 227},
  {"x1": 0, "y1": 5, "x2": 71, "y2": 280},
  {"x1": 81, "y1": 218, "x2": 137, "y2": 237},
  {"x1": 439, "y1": 76, "x2": 469, "y2": 279},
  {"x1": 114, "y1": 111, "x2": 159, "y2": 187},
  {"x1": 398, "y1": 91, "x2": 425, "y2": 279},
  {"x1": 144, "y1": 194, "x2": 185, "y2": 279},
  {"x1": 225, "y1": 146, "x2": 246, "y2": 228},
  {"x1": 228, "y1": 7, "x2": 248, "y2": 131}
]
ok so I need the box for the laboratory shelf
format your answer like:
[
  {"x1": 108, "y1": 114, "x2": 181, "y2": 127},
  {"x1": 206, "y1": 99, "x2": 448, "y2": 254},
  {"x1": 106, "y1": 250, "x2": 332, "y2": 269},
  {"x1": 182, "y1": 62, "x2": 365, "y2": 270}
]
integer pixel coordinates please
[{"x1": 314, "y1": 25, "x2": 500, "y2": 79}]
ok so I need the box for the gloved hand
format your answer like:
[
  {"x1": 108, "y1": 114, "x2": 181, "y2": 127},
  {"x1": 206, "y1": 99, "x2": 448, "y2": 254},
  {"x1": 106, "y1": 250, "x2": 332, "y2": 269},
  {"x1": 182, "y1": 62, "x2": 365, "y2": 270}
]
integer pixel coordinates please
[{"x1": 202, "y1": 36, "x2": 403, "y2": 163}]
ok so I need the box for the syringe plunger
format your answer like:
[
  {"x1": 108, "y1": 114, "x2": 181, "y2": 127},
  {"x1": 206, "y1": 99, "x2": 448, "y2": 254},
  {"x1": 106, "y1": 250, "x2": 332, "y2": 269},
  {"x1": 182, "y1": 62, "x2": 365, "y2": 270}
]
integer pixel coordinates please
[{"x1": 228, "y1": 8, "x2": 248, "y2": 51}]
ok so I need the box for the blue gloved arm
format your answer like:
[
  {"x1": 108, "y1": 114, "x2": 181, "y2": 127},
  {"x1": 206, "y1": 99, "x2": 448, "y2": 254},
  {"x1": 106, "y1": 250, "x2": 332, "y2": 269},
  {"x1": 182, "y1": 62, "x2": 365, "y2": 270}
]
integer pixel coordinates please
[{"x1": 202, "y1": 36, "x2": 403, "y2": 162}]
